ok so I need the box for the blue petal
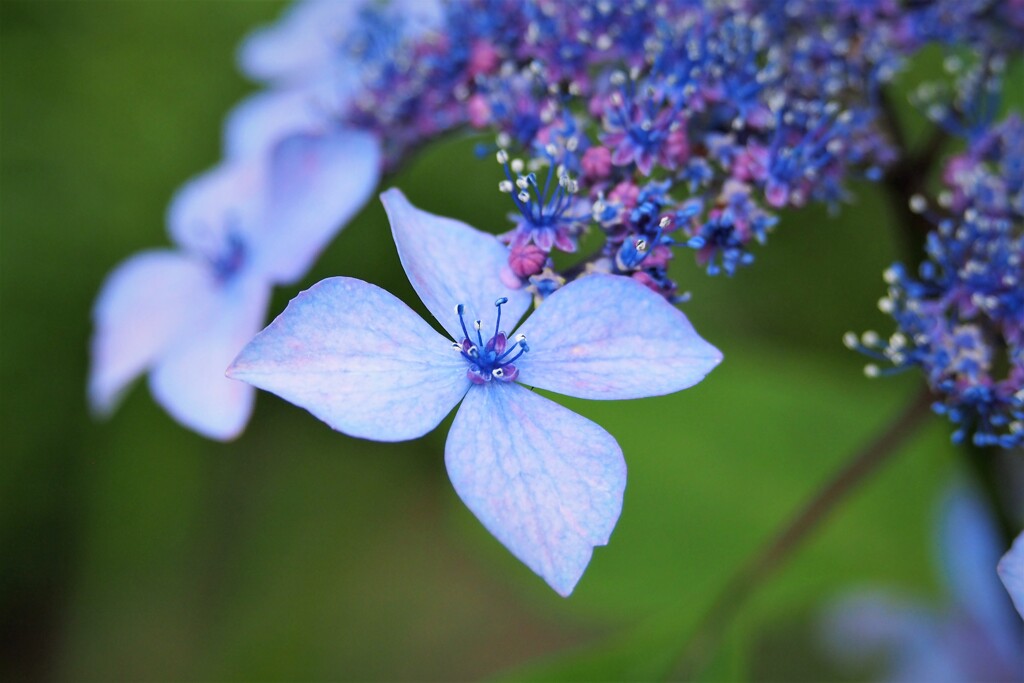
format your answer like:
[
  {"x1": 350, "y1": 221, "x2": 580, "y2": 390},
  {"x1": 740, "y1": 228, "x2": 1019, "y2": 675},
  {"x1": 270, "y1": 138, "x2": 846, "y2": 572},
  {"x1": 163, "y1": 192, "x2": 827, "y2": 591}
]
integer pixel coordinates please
[
  {"x1": 381, "y1": 188, "x2": 531, "y2": 342},
  {"x1": 149, "y1": 272, "x2": 271, "y2": 441},
  {"x1": 998, "y1": 531, "x2": 1024, "y2": 621},
  {"x1": 223, "y1": 79, "x2": 352, "y2": 161},
  {"x1": 445, "y1": 382, "x2": 626, "y2": 596},
  {"x1": 227, "y1": 277, "x2": 470, "y2": 442},
  {"x1": 236, "y1": 0, "x2": 361, "y2": 85},
  {"x1": 937, "y1": 484, "x2": 1021, "y2": 661},
  {"x1": 513, "y1": 274, "x2": 722, "y2": 400},
  {"x1": 252, "y1": 130, "x2": 381, "y2": 284},
  {"x1": 821, "y1": 591, "x2": 961, "y2": 682},
  {"x1": 167, "y1": 161, "x2": 263, "y2": 256},
  {"x1": 89, "y1": 251, "x2": 215, "y2": 414}
]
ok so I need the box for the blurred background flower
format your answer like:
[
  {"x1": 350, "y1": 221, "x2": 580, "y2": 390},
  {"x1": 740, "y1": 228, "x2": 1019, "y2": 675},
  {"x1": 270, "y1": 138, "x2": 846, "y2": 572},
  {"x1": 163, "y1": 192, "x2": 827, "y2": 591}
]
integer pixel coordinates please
[{"x1": 821, "y1": 482, "x2": 1023, "y2": 682}]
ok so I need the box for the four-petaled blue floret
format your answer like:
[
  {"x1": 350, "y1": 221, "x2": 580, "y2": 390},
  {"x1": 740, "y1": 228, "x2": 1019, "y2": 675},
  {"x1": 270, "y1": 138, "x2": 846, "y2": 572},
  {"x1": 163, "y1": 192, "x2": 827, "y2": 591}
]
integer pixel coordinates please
[{"x1": 227, "y1": 189, "x2": 722, "y2": 595}]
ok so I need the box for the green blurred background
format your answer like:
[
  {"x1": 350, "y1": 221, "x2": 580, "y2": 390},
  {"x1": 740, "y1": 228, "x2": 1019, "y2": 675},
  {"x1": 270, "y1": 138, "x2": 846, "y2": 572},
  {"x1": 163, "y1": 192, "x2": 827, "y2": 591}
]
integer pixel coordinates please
[{"x1": 0, "y1": 2, "x2": 986, "y2": 681}]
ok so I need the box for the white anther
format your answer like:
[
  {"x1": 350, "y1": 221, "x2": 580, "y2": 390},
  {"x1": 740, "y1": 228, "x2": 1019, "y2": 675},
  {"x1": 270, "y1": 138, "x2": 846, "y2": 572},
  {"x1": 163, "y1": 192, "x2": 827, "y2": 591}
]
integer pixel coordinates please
[
  {"x1": 909, "y1": 194, "x2": 927, "y2": 214},
  {"x1": 496, "y1": 149, "x2": 509, "y2": 165},
  {"x1": 492, "y1": 368, "x2": 504, "y2": 378},
  {"x1": 842, "y1": 332, "x2": 859, "y2": 349},
  {"x1": 659, "y1": 216, "x2": 671, "y2": 228},
  {"x1": 496, "y1": 133, "x2": 511, "y2": 148},
  {"x1": 635, "y1": 239, "x2": 647, "y2": 252},
  {"x1": 883, "y1": 267, "x2": 898, "y2": 284},
  {"x1": 864, "y1": 364, "x2": 880, "y2": 378},
  {"x1": 515, "y1": 334, "x2": 527, "y2": 343},
  {"x1": 474, "y1": 320, "x2": 483, "y2": 330},
  {"x1": 498, "y1": 180, "x2": 513, "y2": 193},
  {"x1": 862, "y1": 331, "x2": 880, "y2": 346},
  {"x1": 516, "y1": 176, "x2": 529, "y2": 190},
  {"x1": 510, "y1": 158, "x2": 524, "y2": 174},
  {"x1": 878, "y1": 297, "x2": 894, "y2": 313},
  {"x1": 452, "y1": 342, "x2": 461, "y2": 350},
  {"x1": 517, "y1": 190, "x2": 530, "y2": 203}
]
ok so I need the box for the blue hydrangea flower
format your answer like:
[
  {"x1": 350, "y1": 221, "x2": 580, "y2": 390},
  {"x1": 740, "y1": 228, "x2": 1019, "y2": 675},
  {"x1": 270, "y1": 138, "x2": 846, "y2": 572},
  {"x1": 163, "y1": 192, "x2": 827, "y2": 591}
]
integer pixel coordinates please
[
  {"x1": 227, "y1": 0, "x2": 441, "y2": 163},
  {"x1": 227, "y1": 0, "x2": 371, "y2": 161},
  {"x1": 822, "y1": 483, "x2": 1024, "y2": 681},
  {"x1": 999, "y1": 530, "x2": 1024, "y2": 621},
  {"x1": 89, "y1": 130, "x2": 380, "y2": 440},
  {"x1": 227, "y1": 188, "x2": 722, "y2": 595}
]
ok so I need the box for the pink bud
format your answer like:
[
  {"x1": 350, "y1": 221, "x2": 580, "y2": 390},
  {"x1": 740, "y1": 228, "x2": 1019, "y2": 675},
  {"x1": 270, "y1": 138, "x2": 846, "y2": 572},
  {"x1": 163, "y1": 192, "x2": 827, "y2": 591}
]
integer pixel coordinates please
[
  {"x1": 609, "y1": 180, "x2": 640, "y2": 208},
  {"x1": 467, "y1": 94, "x2": 491, "y2": 128},
  {"x1": 581, "y1": 146, "x2": 612, "y2": 178},
  {"x1": 508, "y1": 244, "x2": 547, "y2": 278},
  {"x1": 468, "y1": 40, "x2": 501, "y2": 77}
]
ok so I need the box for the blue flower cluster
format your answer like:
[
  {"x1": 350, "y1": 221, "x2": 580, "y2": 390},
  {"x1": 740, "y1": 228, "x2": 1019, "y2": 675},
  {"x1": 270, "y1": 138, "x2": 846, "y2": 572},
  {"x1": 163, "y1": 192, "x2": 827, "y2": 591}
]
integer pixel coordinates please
[
  {"x1": 338, "y1": 1, "x2": 1022, "y2": 311},
  {"x1": 852, "y1": 117, "x2": 1024, "y2": 448},
  {"x1": 348, "y1": 0, "x2": 909, "y2": 293}
]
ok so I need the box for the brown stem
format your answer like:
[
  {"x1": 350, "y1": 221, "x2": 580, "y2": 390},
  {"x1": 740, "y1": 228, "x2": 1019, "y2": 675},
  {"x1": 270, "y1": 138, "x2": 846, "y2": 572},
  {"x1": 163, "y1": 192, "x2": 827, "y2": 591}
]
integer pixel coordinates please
[
  {"x1": 878, "y1": 88, "x2": 949, "y2": 266},
  {"x1": 668, "y1": 386, "x2": 934, "y2": 681}
]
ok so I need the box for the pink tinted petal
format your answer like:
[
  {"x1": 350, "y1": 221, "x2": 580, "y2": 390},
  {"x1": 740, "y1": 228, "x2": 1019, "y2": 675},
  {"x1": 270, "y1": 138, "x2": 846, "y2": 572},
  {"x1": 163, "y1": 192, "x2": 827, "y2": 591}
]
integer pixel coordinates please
[
  {"x1": 167, "y1": 162, "x2": 263, "y2": 255},
  {"x1": 223, "y1": 78, "x2": 350, "y2": 161},
  {"x1": 514, "y1": 274, "x2": 722, "y2": 400},
  {"x1": 381, "y1": 188, "x2": 531, "y2": 341},
  {"x1": 228, "y1": 277, "x2": 469, "y2": 442},
  {"x1": 938, "y1": 485, "x2": 1022, "y2": 665},
  {"x1": 445, "y1": 382, "x2": 626, "y2": 596},
  {"x1": 253, "y1": 129, "x2": 381, "y2": 284},
  {"x1": 89, "y1": 251, "x2": 215, "y2": 414},
  {"x1": 998, "y1": 531, "x2": 1024, "y2": 620},
  {"x1": 149, "y1": 273, "x2": 270, "y2": 441}
]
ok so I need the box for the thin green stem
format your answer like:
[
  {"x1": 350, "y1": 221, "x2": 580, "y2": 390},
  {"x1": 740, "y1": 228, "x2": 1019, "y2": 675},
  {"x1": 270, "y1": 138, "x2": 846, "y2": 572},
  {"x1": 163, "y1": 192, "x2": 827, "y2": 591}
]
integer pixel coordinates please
[{"x1": 668, "y1": 387, "x2": 934, "y2": 681}]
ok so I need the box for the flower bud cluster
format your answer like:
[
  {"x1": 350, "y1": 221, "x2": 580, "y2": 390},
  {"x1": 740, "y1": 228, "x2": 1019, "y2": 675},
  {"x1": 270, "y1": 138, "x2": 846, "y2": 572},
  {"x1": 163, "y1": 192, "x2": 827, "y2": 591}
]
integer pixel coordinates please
[{"x1": 858, "y1": 117, "x2": 1024, "y2": 448}]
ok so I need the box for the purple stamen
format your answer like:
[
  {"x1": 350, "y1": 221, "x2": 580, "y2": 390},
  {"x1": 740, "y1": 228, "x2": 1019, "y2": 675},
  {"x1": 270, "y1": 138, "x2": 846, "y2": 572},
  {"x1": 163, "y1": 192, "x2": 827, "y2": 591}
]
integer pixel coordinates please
[{"x1": 455, "y1": 297, "x2": 528, "y2": 384}]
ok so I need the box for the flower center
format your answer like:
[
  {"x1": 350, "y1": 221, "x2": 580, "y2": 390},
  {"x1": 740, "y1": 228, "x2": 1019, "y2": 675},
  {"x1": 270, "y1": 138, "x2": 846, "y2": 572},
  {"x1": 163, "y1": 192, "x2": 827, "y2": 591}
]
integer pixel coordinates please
[
  {"x1": 211, "y1": 231, "x2": 246, "y2": 282},
  {"x1": 453, "y1": 297, "x2": 529, "y2": 384}
]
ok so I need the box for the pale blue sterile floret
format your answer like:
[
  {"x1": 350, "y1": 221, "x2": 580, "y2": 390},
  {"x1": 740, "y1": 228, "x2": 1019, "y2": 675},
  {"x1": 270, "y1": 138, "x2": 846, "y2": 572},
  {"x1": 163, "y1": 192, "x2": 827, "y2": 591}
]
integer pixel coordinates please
[
  {"x1": 227, "y1": 188, "x2": 722, "y2": 595},
  {"x1": 226, "y1": 0, "x2": 367, "y2": 163},
  {"x1": 89, "y1": 129, "x2": 380, "y2": 440},
  {"x1": 226, "y1": 0, "x2": 441, "y2": 164}
]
